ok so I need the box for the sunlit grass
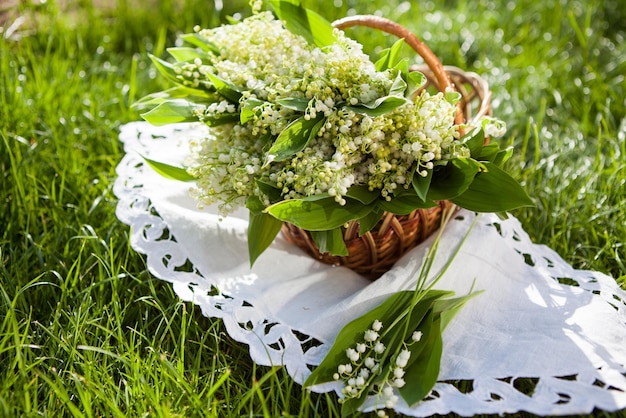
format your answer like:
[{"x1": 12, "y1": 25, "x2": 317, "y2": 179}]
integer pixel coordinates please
[{"x1": 1, "y1": 0, "x2": 624, "y2": 416}]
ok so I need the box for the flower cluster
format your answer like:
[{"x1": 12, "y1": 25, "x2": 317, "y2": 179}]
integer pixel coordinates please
[
  {"x1": 139, "y1": 0, "x2": 531, "y2": 265},
  {"x1": 181, "y1": 10, "x2": 468, "y2": 214},
  {"x1": 333, "y1": 319, "x2": 424, "y2": 417}
]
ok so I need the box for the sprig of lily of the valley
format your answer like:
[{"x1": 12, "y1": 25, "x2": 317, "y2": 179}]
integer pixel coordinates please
[
  {"x1": 135, "y1": 0, "x2": 533, "y2": 266},
  {"x1": 303, "y1": 208, "x2": 481, "y2": 417}
]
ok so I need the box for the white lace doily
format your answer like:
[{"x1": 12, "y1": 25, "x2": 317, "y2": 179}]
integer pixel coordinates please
[{"x1": 114, "y1": 122, "x2": 626, "y2": 416}]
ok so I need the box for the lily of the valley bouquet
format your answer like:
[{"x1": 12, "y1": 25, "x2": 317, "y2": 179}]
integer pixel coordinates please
[{"x1": 134, "y1": 0, "x2": 533, "y2": 414}]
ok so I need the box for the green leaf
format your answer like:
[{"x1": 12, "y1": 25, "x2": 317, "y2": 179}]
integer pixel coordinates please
[
  {"x1": 346, "y1": 95, "x2": 408, "y2": 117},
  {"x1": 132, "y1": 86, "x2": 218, "y2": 111},
  {"x1": 204, "y1": 72, "x2": 242, "y2": 103},
  {"x1": 304, "y1": 292, "x2": 415, "y2": 389},
  {"x1": 310, "y1": 228, "x2": 349, "y2": 256},
  {"x1": 406, "y1": 71, "x2": 427, "y2": 98},
  {"x1": 399, "y1": 317, "x2": 443, "y2": 406},
  {"x1": 240, "y1": 98, "x2": 266, "y2": 124},
  {"x1": 340, "y1": 395, "x2": 369, "y2": 417},
  {"x1": 445, "y1": 90, "x2": 461, "y2": 105},
  {"x1": 269, "y1": 0, "x2": 336, "y2": 48},
  {"x1": 393, "y1": 57, "x2": 410, "y2": 78},
  {"x1": 451, "y1": 162, "x2": 534, "y2": 212},
  {"x1": 403, "y1": 290, "x2": 454, "y2": 336},
  {"x1": 276, "y1": 97, "x2": 310, "y2": 111},
  {"x1": 267, "y1": 116, "x2": 324, "y2": 162},
  {"x1": 256, "y1": 179, "x2": 283, "y2": 203},
  {"x1": 345, "y1": 185, "x2": 379, "y2": 205},
  {"x1": 401, "y1": 309, "x2": 435, "y2": 369},
  {"x1": 389, "y1": 68, "x2": 408, "y2": 97},
  {"x1": 246, "y1": 195, "x2": 265, "y2": 213},
  {"x1": 375, "y1": 38, "x2": 405, "y2": 72},
  {"x1": 203, "y1": 112, "x2": 240, "y2": 127},
  {"x1": 247, "y1": 205, "x2": 284, "y2": 266},
  {"x1": 357, "y1": 209, "x2": 384, "y2": 236},
  {"x1": 166, "y1": 47, "x2": 206, "y2": 63},
  {"x1": 149, "y1": 54, "x2": 185, "y2": 86},
  {"x1": 265, "y1": 197, "x2": 371, "y2": 231},
  {"x1": 141, "y1": 156, "x2": 196, "y2": 182},
  {"x1": 461, "y1": 127, "x2": 486, "y2": 158},
  {"x1": 492, "y1": 146, "x2": 514, "y2": 167},
  {"x1": 304, "y1": 290, "x2": 451, "y2": 389},
  {"x1": 399, "y1": 289, "x2": 483, "y2": 406},
  {"x1": 412, "y1": 168, "x2": 433, "y2": 202},
  {"x1": 378, "y1": 191, "x2": 437, "y2": 215},
  {"x1": 140, "y1": 99, "x2": 203, "y2": 126},
  {"x1": 179, "y1": 33, "x2": 220, "y2": 54},
  {"x1": 428, "y1": 158, "x2": 482, "y2": 201},
  {"x1": 475, "y1": 143, "x2": 500, "y2": 161}
]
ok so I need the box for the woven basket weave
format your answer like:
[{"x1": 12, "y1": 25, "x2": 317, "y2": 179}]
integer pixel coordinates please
[{"x1": 281, "y1": 16, "x2": 492, "y2": 278}]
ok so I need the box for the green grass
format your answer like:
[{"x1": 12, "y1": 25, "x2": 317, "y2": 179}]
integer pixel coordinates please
[{"x1": 1, "y1": 0, "x2": 624, "y2": 416}]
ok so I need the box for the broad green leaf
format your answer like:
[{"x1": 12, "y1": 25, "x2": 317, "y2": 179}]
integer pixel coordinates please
[
  {"x1": 451, "y1": 162, "x2": 534, "y2": 212},
  {"x1": 246, "y1": 195, "x2": 265, "y2": 213},
  {"x1": 345, "y1": 185, "x2": 379, "y2": 205},
  {"x1": 267, "y1": 116, "x2": 324, "y2": 162},
  {"x1": 276, "y1": 97, "x2": 310, "y2": 111},
  {"x1": 357, "y1": 208, "x2": 384, "y2": 236},
  {"x1": 340, "y1": 395, "x2": 368, "y2": 417},
  {"x1": 399, "y1": 317, "x2": 443, "y2": 406},
  {"x1": 140, "y1": 99, "x2": 203, "y2": 126},
  {"x1": 461, "y1": 127, "x2": 486, "y2": 158},
  {"x1": 240, "y1": 107, "x2": 255, "y2": 124},
  {"x1": 240, "y1": 98, "x2": 266, "y2": 124},
  {"x1": 375, "y1": 38, "x2": 405, "y2": 72},
  {"x1": 401, "y1": 309, "x2": 435, "y2": 370},
  {"x1": 346, "y1": 95, "x2": 408, "y2": 117},
  {"x1": 406, "y1": 71, "x2": 427, "y2": 98},
  {"x1": 265, "y1": 197, "x2": 371, "y2": 231},
  {"x1": 203, "y1": 112, "x2": 240, "y2": 127},
  {"x1": 256, "y1": 179, "x2": 283, "y2": 203},
  {"x1": 141, "y1": 156, "x2": 195, "y2": 182},
  {"x1": 389, "y1": 68, "x2": 408, "y2": 97},
  {"x1": 179, "y1": 33, "x2": 220, "y2": 54},
  {"x1": 393, "y1": 57, "x2": 410, "y2": 79},
  {"x1": 475, "y1": 143, "x2": 500, "y2": 161},
  {"x1": 375, "y1": 50, "x2": 390, "y2": 72},
  {"x1": 412, "y1": 168, "x2": 433, "y2": 202},
  {"x1": 304, "y1": 290, "x2": 451, "y2": 389},
  {"x1": 132, "y1": 86, "x2": 218, "y2": 111},
  {"x1": 304, "y1": 291, "x2": 416, "y2": 389},
  {"x1": 167, "y1": 47, "x2": 206, "y2": 63},
  {"x1": 405, "y1": 290, "x2": 455, "y2": 331},
  {"x1": 399, "y1": 291, "x2": 481, "y2": 406},
  {"x1": 247, "y1": 208, "x2": 284, "y2": 266},
  {"x1": 310, "y1": 228, "x2": 349, "y2": 256},
  {"x1": 428, "y1": 158, "x2": 482, "y2": 201},
  {"x1": 492, "y1": 146, "x2": 514, "y2": 167},
  {"x1": 298, "y1": 193, "x2": 333, "y2": 202},
  {"x1": 204, "y1": 72, "x2": 242, "y2": 103},
  {"x1": 378, "y1": 191, "x2": 437, "y2": 215},
  {"x1": 445, "y1": 90, "x2": 461, "y2": 105},
  {"x1": 149, "y1": 54, "x2": 185, "y2": 86},
  {"x1": 269, "y1": 0, "x2": 336, "y2": 47}
]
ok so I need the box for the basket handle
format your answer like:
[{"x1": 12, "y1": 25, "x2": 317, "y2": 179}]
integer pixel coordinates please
[{"x1": 333, "y1": 15, "x2": 464, "y2": 125}]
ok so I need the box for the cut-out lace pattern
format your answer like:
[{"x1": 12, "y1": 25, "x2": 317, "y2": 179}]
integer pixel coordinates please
[{"x1": 114, "y1": 122, "x2": 626, "y2": 416}]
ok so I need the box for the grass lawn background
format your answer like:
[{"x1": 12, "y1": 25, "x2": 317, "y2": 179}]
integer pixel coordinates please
[{"x1": 1, "y1": 0, "x2": 624, "y2": 416}]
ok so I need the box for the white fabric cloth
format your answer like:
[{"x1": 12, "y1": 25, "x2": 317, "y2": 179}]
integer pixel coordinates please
[{"x1": 114, "y1": 122, "x2": 626, "y2": 416}]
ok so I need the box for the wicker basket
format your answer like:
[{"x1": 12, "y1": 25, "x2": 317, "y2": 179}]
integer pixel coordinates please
[{"x1": 281, "y1": 16, "x2": 492, "y2": 278}]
